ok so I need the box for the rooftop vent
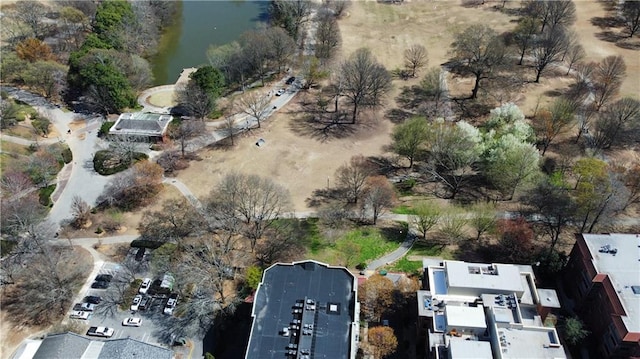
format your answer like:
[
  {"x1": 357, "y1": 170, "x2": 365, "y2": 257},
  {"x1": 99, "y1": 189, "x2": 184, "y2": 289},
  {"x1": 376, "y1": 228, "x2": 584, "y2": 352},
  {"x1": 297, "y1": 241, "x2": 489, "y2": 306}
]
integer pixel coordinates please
[
  {"x1": 598, "y1": 244, "x2": 617, "y2": 255},
  {"x1": 632, "y1": 286, "x2": 640, "y2": 295}
]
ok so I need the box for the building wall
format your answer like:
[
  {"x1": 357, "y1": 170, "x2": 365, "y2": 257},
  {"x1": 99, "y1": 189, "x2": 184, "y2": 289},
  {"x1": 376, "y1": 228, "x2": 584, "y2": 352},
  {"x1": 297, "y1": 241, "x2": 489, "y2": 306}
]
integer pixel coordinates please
[{"x1": 563, "y1": 235, "x2": 640, "y2": 358}]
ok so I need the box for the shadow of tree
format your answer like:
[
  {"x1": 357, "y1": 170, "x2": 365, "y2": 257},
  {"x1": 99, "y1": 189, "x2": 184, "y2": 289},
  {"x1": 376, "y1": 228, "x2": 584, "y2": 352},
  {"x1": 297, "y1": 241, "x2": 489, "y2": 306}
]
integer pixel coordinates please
[
  {"x1": 590, "y1": 16, "x2": 621, "y2": 29},
  {"x1": 595, "y1": 30, "x2": 628, "y2": 44},
  {"x1": 379, "y1": 222, "x2": 409, "y2": 244},
  {"x1": 305, "y1": 187, "x2": 345, "y2": 208},
  {"x1": 385, "y1": 108, "x2": 414, "y2": 124}
]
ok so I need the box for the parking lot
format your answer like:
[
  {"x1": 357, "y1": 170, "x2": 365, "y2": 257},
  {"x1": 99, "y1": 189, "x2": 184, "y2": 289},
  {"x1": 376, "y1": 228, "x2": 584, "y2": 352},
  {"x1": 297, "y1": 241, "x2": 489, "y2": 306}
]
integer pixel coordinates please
[{"x1": 65, "y1": 250, "x2": 203, "y2": 356}]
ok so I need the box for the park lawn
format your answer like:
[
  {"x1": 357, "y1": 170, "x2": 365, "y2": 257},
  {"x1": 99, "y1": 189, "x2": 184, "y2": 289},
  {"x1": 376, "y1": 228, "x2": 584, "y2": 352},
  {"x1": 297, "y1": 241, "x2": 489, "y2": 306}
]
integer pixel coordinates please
[
  {"x1": 391, "y1": 205, "x2": 417, "y2": 215},
  {"x1": 388, "y1": 256, "x2": 422, "y2": 274},
  {"x1": 3, "y1": 124, "x2": 36, "y2": 140},
  {"x1": 306, "y1": 222, "x2": 406, "y2": 268},
  {"x1": 408, "y1": 241, "x2": 456, "y2": 260}
]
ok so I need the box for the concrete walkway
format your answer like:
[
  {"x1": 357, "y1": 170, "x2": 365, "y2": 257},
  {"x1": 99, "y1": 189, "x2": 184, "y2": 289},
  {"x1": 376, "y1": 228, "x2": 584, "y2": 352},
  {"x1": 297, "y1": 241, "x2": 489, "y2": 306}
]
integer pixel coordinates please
[{"x1": 365, "y1": 230, "x2": 417, "y2": 272}]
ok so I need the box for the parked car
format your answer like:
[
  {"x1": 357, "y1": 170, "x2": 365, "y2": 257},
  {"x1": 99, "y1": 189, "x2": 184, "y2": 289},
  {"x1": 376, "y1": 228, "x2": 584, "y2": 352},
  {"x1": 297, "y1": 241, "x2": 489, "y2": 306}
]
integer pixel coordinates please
[
  {"x1": 91, "y1": 281, "x2": 109, "y2": 289},
  {"x1": 139, "y1": 278, "x2": 152, "y2": 294},
  {"x1": 163, "y1": 293, "x2": 178, "y2": 315},
  {"x1": 135, "y1": 247, "x2": 146, "y2": 261},
  {"x1": 73, "y1": 303, "x2": 96, "y2": 312},
  {"x1": 130, "y1": 294, "x2": 143, "y2": 311},
  {"x1": 70, "y1": 311, "x2": 91, "y2": 320},
  {"x1": 275, "y1": 88, "x2": 286, "y2": 96},
  {"x1": 122, "y1": 317, "x2": 142, "y2": 327},
  {"x1": 139, "y1": 296, "x2": 151, "y2": 311},
  {"x1": 285, "y1": 76, "x2": 296, "y2": 85},
  {"x1": 95, "y1": 274, "x2": 113, "y2": 282},
  {"x1": 84, "y1": 296, "x2": 102, "y2": 304},
  {"x1": 86, "y1": 327, "x2": 114, "y2": 338}
]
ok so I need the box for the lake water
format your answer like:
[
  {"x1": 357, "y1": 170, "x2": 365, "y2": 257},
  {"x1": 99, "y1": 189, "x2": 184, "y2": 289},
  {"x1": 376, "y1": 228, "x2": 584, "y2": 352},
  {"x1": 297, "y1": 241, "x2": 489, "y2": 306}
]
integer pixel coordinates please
[{"x1": 151, "y1": 0, "x2": 267, "y2": 86}]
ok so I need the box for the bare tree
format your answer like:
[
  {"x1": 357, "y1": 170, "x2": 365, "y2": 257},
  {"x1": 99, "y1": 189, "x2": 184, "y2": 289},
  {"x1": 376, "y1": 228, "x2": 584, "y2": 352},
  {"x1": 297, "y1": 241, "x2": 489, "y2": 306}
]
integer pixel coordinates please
[
  {"x1": 513, "y1": 17, "x2": 539, "y2": 65},
  {"x1": 315, "y1": 11, "x2": 341, "y2": 60},
  {"x1": 240, "y1": 30, "x2": 271, "y2": 86},
  {"x1": 622, "y1": 0, "x2": 640, "y2": 38},
  {"x1": 324, "y1": 0, "x2": 350, "y2": 18},
  {"x1": 265, "y1": 27, "x2": 296, "y2": 73},
  {"x1": 592, "y1": 56, "x2": 626, "y2": 111},
  {"x1": 2, "y1": 244, "x2": 88, "y2": 326},
  {"x1": 339, "y1": 48, "x2": 392, "y2": 123},
  {"x1": 546, "y1": 0, "x2": 576, "y2": 31},
  {"x1": 221, "y1": 115, "x2": 239, "y2": 146},
  {"x1": 532, "y1": 27, "x2": 567, "y2": 83},
  {"x1": 175, "y1": 81, "x2": 215, "y2": 120},
  {"x1": 108, "y1": 135, "x2": 139, "y2": 164},
  {"x1": 564, "y1": 42, "x2": 585, "y2": 75},
  {"x1": 362, "y1": 176, "x2": 396, "y2": 224},
  {"x1": 71, "y1": 195, "x2": 91, "y2": 228},
  {"x1": 0, "y1": 194, "x2": 47, "y2": 236},
  {"x1": 335, "y1": 155, "x2": 376, "y2": 203},
  {"x1": 10, "y1": 1, "x2": 50, "y2": 40},
  {"x1": 1, "y1": 171, "x2": 33, "y2": 196},
  {"x1": 269, "y1": 0, "x2": 313, "y2": 42},
  {"x1": 420, "y1": 68, "x2": 446, "y2": 116},
  {"x1": 404, "y1": 44, "x2": 428, "y2": 78},
  {"x1": 207, "y1": 173, "x2": 292, "y2": 250},
  {"x1": 138, "y1": 198, "x2": 205, "y2": 242},
  {"x1": 169, "y1": 120, "x2": 205, "y2": 157},
  {"x1": 235, "y1": 91, "x2": 271, "y2": 128},
  {"x1": 593, "y1": 97, "x2": 640, "y2": 150},
  {"x1": 450, "y1": 24, "x2": 506, "y2": 99},
  {"x1": 437, "y1": 209, "x2": 467, "y2": 244},
  {"x1": 524, "y1": 0, "x2": 575, "y2": 33}
]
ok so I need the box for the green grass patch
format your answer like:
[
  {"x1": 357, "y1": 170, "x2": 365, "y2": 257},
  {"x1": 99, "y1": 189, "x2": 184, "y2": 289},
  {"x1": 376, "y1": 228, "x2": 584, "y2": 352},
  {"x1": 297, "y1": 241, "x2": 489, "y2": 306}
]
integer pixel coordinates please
[
  {"x1": 38, "y1": 184, "x2": 56, "y2": 206},
  {"x1": 1, "y1": 240, "x2": 18, "y2": 257},
  {"x1": 335, "y1": 227, "x2": 400, "y2": 265},
  {"x1": 389, "y1": 256, "x2": 423, "y2": 274},
  {"x1": 391, "y1": 205, "x2": 418, "y2": 215},
  {"x1": 98, "y1": 122, "x2": 115, "y2": 137},
  {"x1": 409, "y1": 241, "x2": 455, "y2": 260},
  {"x1": 119, "y1": 278, "x2": 143, "y2": 311}
]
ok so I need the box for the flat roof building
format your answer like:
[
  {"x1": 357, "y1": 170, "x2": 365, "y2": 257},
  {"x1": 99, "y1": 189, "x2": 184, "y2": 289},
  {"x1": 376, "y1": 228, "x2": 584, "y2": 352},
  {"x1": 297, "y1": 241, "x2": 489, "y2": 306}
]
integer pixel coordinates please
[
  {"x1": 245, "y1": 260, "x2": 359, "y2": 359},
  {"x1": 109, "y1": 112, "x2": 173, "y2": 142},
  {"x1": 563, "y1": 233, "x2": 640, "y2": 358},
  {"x1": 418, "y1": 260, "x2": 566, "y2": 359}
]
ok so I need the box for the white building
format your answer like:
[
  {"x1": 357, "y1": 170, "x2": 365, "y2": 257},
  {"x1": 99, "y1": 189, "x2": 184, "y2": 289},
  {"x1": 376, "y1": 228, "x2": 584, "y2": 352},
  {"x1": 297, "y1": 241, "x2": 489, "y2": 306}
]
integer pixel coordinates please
[{"x1": 417, "y1": 260, "x2": 566, "y2": 359}]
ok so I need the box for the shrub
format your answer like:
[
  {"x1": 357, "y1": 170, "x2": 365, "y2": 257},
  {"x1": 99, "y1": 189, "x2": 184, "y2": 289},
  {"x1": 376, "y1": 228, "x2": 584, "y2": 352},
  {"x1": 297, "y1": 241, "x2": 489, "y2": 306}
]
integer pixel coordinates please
[
  {"x1": 61, "y1": 147, "x2": 73, "y2": 164},
  {"x1": 98, "y1": 121, "x2": 115, "y2": 137},
  {"x1": 93, "y1": 150, "x2": 148, "y2": 175},
  {"x1": 130, "y1": 239, "x2": 165, "y2": 249},
  {"x1": 38, "y1": 184, "x2": 56, "y2": 206}
]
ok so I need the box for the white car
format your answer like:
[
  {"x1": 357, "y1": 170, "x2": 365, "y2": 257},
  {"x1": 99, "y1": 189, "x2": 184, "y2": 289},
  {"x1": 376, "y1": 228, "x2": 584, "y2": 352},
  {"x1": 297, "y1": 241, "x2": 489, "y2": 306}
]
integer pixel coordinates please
[
  {"x1": 275, "y1": 88, "x2": 286, "y2": 96},
  {"x1": 122, "y1": 317, "x2": 142, "y2": 327},
  {"x1": 130, "y1": 294, "x2": 142, "y2": 311},
  {"x1": 163, "y1": 293, "x2": 178, "y2": 315},
  {"x1": 87, "y1": 327, "x2": 114, "y2": 338},
  {"x1": 139, "y1": 278, "x2": 152, "y2": 294},
  {"x1": 70, "y1": 311, "x2": 91, "y2": 320}
]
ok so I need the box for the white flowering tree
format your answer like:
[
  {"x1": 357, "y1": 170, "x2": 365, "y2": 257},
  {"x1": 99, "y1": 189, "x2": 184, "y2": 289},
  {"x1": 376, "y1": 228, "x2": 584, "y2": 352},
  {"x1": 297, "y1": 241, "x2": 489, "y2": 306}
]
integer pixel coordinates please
[
  {"x1": 422, "y1": 120, "x2": 483, "y2": 199},
  {"x1": 483, "y1": 134, "x2": 542, "y2": 200}
]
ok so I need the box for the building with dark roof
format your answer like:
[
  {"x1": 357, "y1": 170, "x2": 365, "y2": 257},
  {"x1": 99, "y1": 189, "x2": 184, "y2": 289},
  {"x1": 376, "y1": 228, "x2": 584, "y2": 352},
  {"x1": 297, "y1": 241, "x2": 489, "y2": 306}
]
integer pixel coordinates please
[
  {"x1": 563, "y1": 233, "x2": 640, "y2": 358},
  {"x1": 12, "y1": 332, "x2": 173, "y2": 359},
  {"x1": 245, "y1": 260, "x2": 360, "y2": 359},
  {"x1": 109, "y1": 112, "x2": 173, "y2": 142}
]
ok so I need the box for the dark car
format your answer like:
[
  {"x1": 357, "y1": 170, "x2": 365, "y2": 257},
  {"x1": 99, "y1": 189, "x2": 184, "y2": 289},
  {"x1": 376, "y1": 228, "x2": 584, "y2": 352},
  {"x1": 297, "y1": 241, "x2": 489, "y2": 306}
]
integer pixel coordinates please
[
  {"x1": 91, "y1": 281, "x2": 110, "y2": 289},
  {"x1": 84, "y1": 296, "x2": 102, "y2": 304},
  {"x1": 95, "y1": 274, "x2": 113, "y2": 282},
  {"x1": 285, "y1": 76, "x2": 296, "y2": 85},
  {"x1": 135, "y1": 248, "x2": 146, "y2": 262}
]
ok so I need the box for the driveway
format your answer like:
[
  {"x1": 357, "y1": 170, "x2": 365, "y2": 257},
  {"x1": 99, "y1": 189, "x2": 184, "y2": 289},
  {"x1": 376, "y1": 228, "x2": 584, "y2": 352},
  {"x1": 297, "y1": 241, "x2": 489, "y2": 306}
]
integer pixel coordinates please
[{"x1": 2, "y1": 86, "x2": 111, "y2": 231}]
